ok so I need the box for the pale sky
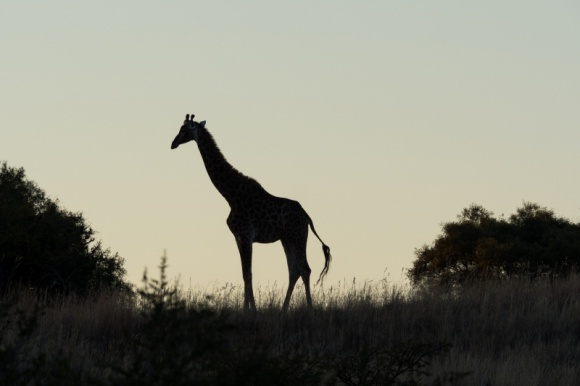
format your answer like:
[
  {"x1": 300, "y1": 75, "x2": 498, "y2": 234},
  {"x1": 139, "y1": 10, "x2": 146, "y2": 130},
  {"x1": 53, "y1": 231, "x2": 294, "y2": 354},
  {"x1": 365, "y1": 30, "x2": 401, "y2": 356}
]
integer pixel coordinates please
[{"x1": 2, "y1": 1, "x2": 579, "y2": 289}]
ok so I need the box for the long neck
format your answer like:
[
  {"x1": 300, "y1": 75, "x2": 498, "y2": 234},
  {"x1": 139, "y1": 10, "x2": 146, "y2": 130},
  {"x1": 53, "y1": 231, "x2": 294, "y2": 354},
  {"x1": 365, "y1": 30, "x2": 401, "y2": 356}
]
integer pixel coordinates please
[{"x1": 195, "y1": 127, "x2": 262, "y2": 206}]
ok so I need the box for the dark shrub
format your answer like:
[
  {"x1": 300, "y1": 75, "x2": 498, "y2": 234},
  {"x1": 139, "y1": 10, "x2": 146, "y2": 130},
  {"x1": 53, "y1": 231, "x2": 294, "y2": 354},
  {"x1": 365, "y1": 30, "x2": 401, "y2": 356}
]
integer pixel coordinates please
[
  {"x1": 409, "y1": 202, "x2": 580, "y2": 287},
  {"x1": 0, "y1": 162, "x2": 129, "y2": 294}
]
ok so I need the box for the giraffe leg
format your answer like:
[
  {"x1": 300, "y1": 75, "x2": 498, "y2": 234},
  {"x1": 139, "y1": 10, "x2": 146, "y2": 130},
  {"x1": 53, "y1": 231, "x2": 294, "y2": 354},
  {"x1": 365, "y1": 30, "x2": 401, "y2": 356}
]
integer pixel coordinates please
[
  {"x1": 282, "y1": 269, "x2": 300, "y2": 313},
  {"x1": 296, "y1": 224, "x2": 313, "y2": 310},
  {"x1": 282, "y1": 240, "x2": 300, "y2": 312},
  {"x1": 301, "y1": 262, "x2": 313, "y2": 310},
  {"x1": 296, "y1": 241, "x2": 313, "y2": 310},
  {"x1": 282, "y1": 238, "x2": 313, "y2": 312},
  {"x1": 235, "y1": 237, "x2": 256, "y2": 313}
]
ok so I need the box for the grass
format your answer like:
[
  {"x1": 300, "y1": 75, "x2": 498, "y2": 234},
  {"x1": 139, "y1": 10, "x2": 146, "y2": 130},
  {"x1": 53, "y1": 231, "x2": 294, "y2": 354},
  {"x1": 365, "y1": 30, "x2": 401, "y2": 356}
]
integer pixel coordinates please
[{"x1": 2, "y1": 262, "x2": 580, "y2": 385}]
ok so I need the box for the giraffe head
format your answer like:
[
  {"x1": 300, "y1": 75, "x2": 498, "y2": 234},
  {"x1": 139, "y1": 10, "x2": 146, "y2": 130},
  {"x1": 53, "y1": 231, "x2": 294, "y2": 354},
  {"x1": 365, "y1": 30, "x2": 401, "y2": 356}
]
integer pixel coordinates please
[{"x1": 171, "y1": 114, "x2": 206, "y2": 149}]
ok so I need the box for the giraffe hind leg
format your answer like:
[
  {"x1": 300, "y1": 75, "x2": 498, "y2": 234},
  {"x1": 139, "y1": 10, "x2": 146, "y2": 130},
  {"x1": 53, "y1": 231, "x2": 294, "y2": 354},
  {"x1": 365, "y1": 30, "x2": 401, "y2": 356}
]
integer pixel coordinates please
[
  {"x1": 281, "y1": 239, "x2": 298, "y2": 312},
  {"x1": 282, "y1": 238, "x2": 312, "y2": 312},
  {"x1": 302, "y1": 264, "x2": 313, "y2": 309},
  {"x1": 282, "y1": 269, "x2": 300, "y2": 313}
]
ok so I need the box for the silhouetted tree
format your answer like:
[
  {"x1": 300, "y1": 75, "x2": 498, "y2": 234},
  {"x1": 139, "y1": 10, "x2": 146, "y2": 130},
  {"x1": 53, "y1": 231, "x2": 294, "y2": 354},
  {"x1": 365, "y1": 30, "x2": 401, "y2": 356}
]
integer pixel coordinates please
[
  {"x1": 408, "y1": 202, "x2": 580, "y2": 287},
  {"x1": 0, "y1": 162, "x2": 129, "y2": 294}
]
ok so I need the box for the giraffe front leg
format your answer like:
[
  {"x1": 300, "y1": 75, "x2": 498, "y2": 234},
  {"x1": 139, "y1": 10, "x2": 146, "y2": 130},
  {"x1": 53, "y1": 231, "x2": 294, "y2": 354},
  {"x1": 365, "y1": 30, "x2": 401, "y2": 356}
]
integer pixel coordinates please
[{"x1": 235, "y1": 237, "x2": 256, "y2": 314}]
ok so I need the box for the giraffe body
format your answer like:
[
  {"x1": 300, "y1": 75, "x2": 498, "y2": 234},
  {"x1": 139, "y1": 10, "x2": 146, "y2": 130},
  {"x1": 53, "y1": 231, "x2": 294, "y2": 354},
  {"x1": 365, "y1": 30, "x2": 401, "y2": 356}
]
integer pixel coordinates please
[{"x1": 171, "y1": 114, "x2": 331, "y2": 313}]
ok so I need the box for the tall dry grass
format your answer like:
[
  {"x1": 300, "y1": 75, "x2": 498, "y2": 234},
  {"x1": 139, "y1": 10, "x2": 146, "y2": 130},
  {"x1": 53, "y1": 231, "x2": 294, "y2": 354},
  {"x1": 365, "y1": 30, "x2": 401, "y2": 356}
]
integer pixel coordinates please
[{"x1": 2, "y1": 272, "x2": 580, "y2": 385}]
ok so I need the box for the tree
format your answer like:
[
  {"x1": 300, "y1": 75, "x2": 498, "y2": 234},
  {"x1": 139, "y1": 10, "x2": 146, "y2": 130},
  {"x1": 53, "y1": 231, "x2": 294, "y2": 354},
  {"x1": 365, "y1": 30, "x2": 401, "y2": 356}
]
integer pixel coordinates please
[
  {"x1": 408, "y1": 202, "x2": 580, "y2": 287},
  {"x1": 0, "y1": 162, "x2": 129, "y2": 294}
]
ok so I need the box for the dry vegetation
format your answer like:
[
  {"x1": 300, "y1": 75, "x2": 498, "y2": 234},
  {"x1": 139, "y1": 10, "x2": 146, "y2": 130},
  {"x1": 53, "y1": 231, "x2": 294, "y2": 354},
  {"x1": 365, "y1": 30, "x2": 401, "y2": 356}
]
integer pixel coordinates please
[
  {"x1": 2, "y1": 264, "x2": 580, "y2": 385},
  {"x1": 5, "y1": 164, "x2": 579, "y2": 384}
]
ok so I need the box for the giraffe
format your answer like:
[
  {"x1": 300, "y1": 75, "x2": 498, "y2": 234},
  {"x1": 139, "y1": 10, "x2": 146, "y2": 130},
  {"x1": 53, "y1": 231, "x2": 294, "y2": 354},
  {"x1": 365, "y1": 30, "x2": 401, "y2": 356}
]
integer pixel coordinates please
[{"x1": 171, "y1": 114, "x2": 331, "y2": 313}]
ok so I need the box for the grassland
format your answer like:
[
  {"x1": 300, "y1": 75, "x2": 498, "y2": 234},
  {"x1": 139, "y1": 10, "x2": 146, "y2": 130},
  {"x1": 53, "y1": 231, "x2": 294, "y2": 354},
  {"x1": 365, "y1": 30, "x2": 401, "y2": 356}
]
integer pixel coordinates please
[{"x1": 2, "y1": 265, "x2": 580, "y2": 385}]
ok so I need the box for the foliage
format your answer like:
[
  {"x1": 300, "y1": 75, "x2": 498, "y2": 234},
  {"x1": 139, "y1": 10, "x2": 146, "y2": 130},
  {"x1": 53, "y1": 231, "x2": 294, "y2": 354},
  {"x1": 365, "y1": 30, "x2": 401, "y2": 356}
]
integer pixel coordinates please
[
  {"x1": 3, "y1": 269, "x2": 580, "y2": 385},
  {"x1": 0, "y1": 295, "x2": 82, "y2": 386},
  {"x1": 330, "y1": 342, "x2": 469, "y2": 386},
  {"x1": 109, "y1": 256, "x2": 460, "y2": 385},
  {"x1": 408, "y1": 202, "x2": 580, "y2": 287},
  {"x1": 0, "y1": 295, "x2": 40, "y2": 385},
  {"x1": 110, "y1": 253, "x2": 231, "y2": 385},
  {"x1": 0, "y1": 162, "x2": 129, "y2": 294},
  {"x1": 215, "y1": 350, "x2": 327, "y2": 386}
]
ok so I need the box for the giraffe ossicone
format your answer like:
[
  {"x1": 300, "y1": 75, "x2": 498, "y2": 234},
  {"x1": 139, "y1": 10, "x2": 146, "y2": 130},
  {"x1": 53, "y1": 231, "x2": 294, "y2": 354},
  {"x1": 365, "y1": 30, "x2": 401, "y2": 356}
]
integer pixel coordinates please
[{"x1": 171, "y1": 113, "x2": 331, "y2": 313}]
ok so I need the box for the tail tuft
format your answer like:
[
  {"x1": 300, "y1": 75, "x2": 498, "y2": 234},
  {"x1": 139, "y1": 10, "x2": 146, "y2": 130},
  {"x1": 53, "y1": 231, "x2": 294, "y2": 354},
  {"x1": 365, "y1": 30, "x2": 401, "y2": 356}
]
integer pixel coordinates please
[
  {"x1": 308, "y1": 215, "x2": 332, "y2": 286},
  {"x1": 316, "y1": 244, "x2": 332, "y2": 286}
]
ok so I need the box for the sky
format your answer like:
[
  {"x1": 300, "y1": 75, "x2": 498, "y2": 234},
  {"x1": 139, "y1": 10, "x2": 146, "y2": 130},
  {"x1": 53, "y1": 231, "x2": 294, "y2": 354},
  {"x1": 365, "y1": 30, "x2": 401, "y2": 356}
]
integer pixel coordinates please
[{"x1": 2, "y1": 1, "x2": 579, "y2": 290}]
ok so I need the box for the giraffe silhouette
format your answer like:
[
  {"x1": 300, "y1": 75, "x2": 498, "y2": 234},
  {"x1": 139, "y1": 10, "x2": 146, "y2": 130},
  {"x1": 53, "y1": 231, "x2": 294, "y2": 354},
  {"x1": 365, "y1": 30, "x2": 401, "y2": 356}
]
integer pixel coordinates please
[{"x1": 171, "y1": 114, "x2": 331, "y2": 313}]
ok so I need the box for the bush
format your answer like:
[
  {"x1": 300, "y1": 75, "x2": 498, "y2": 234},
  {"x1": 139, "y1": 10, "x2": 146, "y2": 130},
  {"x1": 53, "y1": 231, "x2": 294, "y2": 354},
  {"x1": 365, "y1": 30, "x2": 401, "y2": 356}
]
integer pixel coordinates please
[
  {"x1": 0, "y1": 294, "x2": 83, "y2": 386},
  {"x1": 0, "y1": 162, "x2": 129, "y2": 294},
  {"x1": 111, "y1": 254, "x2": 231, "y2": 386},
  {"x1": 408, "y1": 202, "x2": 580, "y2": 287}
]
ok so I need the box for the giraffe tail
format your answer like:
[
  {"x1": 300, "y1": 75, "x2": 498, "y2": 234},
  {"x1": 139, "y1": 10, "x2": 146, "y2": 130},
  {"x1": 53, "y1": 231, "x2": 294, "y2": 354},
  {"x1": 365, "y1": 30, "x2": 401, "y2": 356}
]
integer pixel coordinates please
[{"x1": 309, "y1": 219, "x2": 332, "y2": 286}]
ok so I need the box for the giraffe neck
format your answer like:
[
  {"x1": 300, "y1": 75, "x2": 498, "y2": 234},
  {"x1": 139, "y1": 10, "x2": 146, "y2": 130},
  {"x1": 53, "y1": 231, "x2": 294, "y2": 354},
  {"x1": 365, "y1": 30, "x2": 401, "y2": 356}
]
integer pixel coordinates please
[{"x1": 195, "y1": 127, "x2": 263, "y2": 206}]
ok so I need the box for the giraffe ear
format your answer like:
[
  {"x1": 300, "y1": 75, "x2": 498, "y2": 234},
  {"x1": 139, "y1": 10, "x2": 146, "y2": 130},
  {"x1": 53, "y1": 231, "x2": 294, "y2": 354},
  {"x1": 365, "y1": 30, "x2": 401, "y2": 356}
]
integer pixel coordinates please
[{"x1": 200, "y1": 121, "x2": 206, "y2": 127}]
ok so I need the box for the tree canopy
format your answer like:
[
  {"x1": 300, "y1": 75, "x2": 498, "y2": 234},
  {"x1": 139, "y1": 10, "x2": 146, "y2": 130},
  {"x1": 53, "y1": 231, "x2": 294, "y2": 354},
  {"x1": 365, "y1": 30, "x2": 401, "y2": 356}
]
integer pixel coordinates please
[
  {"x1": 408, "y1": 202, "x2": 580, "y2": 287},
  {"x1": 0, "y1": 162, "x2": 130, "y2": 294}
]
